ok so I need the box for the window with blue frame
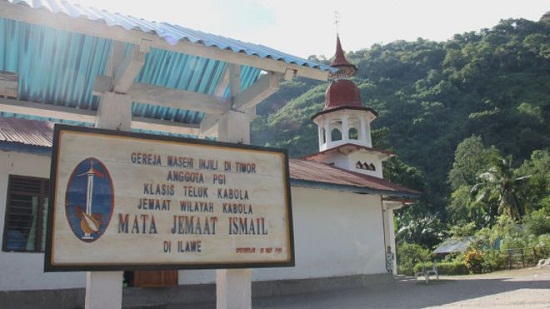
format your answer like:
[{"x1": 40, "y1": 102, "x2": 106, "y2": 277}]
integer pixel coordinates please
[{"x1": 2, "y1": 175, "x2": 49, "y2": 252}]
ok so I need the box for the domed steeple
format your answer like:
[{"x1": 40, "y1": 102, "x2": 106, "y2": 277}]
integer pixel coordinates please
[
  {"x1": 312, "y1": 35, "x2": 377, "y2": 151},
  {"x1": 309, "y1": 35, "x2": 391, "y2": 179},
  {"x1": 324, "y1": 79, "x2": 363, "y2": 110},
  {"x1": 314, "y1": 36, "x2": 370, "y2": 115}
]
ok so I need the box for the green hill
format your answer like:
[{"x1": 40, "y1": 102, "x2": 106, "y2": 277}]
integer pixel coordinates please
[{"x1": 251, "y1": 13, "x2": 550, "y2": 241}]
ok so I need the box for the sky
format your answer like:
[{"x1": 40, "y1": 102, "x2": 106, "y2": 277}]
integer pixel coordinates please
[{"x1": 69, "y1": 0, "x2": 549, "y2": 59}]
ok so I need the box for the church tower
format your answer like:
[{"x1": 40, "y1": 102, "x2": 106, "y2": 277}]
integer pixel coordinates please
[{"x1": 309, "y1": 35, "x2": 393, "y2": 179}]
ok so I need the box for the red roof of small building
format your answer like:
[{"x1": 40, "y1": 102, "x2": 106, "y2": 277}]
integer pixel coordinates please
[
  {"x1": 324, "y1": 79, "x2": 363, "y2": 110},
  {"x1": 0, "y1": 117, "x2": 53, "y2": 147},
  {"x1": 290, "y1": 158, "x2": 419, "y2": 197}
]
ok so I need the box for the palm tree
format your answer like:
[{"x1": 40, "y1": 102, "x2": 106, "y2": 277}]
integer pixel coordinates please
[{"x1": 471, "y1": 154, "x2": 530, "y2": 222}]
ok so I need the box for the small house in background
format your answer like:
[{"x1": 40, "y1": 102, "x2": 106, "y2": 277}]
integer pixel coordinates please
[
  {"x1": 0, "y1": 1, "x2": 418, "y2": 307},
  {"x1": 433, "y1": 237, "x2": 474, "y2": 257}
]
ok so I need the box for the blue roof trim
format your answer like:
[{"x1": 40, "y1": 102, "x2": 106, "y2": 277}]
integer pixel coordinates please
[
  {"x1": 8, "y1": 0, "x2": 336, "y2": 73},
  {"x1": 0, "y1": 112, "x2": 94, "y2": 127},
  {"x1": 131, "y1": 128, "x2": 198, "y2": 139}
]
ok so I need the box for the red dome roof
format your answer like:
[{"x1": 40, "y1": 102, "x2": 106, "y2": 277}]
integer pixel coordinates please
[{"x1": 324, "y1": 79, "x2": 363, "y2": 110}]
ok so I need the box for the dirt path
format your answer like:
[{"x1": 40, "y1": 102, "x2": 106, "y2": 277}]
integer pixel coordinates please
[
  {"x1": 172, "y1": 267, "x2": 550, "y2": 308},
  {"x1": 252, "y1": 267, "x2": 550, "y2": 309}
]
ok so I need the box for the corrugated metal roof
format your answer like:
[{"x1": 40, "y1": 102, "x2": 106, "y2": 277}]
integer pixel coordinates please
[
  {"x1": 0, "y1": 116, "x2": 53, "y2": 146},
  {"x1": 0, "y1": 0, "x2": 335, "y2": 135},
  {"x1": 0, "y1": 141, "x2": 51, "y2": 154},
  {"x1": 0, "y1": 17, "x2": 240, "y2": 127},
  {"x1": 433, "y1": 237, "x2": 473, "y2": 254},
  {"x1": 7, "y1": 0, "x2": 333, "y2": 71}
]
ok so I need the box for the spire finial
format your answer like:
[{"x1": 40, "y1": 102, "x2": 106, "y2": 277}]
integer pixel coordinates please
[{"x1": 334, "y1": 11, "x2": 341, "y2": 35}]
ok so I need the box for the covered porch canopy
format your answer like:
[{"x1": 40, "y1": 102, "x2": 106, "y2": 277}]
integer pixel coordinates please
[{"x1": 0, "y1": 0, "x2": 335, "y2": 137}]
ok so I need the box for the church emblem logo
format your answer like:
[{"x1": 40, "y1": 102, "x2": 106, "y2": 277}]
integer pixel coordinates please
[{"x1": 65, "y1": 158, "x2": 114, "y2": 242}]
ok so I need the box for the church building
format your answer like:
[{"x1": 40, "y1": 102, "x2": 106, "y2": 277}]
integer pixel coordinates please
[{"x1": 0, "y1": 1, "x2": 418, "y2": 307}]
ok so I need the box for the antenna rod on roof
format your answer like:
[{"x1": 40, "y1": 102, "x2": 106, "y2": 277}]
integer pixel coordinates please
[{"x1": 334, "y1": 11, "x2": 341, "y2": 35}]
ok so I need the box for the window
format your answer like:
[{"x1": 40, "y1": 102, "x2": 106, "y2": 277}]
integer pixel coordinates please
[
  {"x1": 2, "y1": 175, "x2": 49, "y2": 252},
  {"x1": 331, "y1": 128, "x2": 342, "y2": 142},
  {"x1": 349, "y1": 127, "x2": 358, "y2": 140}
]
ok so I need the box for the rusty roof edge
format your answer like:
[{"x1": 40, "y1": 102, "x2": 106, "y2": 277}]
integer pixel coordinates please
[
  {"x1": 290, "y1": 178, "x2": 420, "y2": 200},
  {"x1": 0, "y1": 141, "x2": 52, "y2": 155}
]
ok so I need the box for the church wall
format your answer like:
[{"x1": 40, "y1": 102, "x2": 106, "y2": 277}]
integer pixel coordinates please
[
  {"x1": 179, "y1": 186, "x2": 386, "y2": 284},
  {"x1": 312, "y1": 151, "x2": 350, "y2": 171},
  {"x1": 310, "y1": 151, "x2": 384, "y2": 179},
  {"x1": 0, "y1": 150, "x2": 386, "y2": 290},
  {"x1": 329, "y1": 155, "x2": 351, "y2": 170},
  {"x1": 347, "y1": 152, "x2": 384, "y2": 178},
  {"x1": 0, "y1": 151, "x2": 86, "y2": 291},
  {"x1": 257, "y1": 186, "x2": 386, "y2": 280}
]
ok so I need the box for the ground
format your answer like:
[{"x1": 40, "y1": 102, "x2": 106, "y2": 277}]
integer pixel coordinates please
[{"x1": 174, "y1": 267, "x2": 550, "y2": 309}]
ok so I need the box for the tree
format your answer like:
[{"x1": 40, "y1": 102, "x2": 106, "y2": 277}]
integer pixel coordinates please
[
  {"x1": 516, "y1": 149, "x2": 550, "y2": 211},
  {"x1": 448, "y1": 185, "x2": 496, "y2": 226},
  {"x1": 471, "y1": 154, "x2": 530, "y2": 222},
  {"x1": 252, "y1": 13, "x2": 550, "y2": 234},
  {"x1": 448, "y1": 135, "x2": 495, "y2": 190},
  {"x1": 396, "y1": 212, "x2": 444, "y2": 249},
  {"x1": 447, "y1": 136, "x2": 499, "y2": 225},
  {"x1": 396, "y1": 242, "x2": 431, "y2": 275}
]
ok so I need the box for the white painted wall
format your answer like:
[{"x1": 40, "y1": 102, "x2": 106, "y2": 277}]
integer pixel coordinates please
[
  {"x1": 180, "y1": 186, "x2": 386, "y2": 284},
  {"x1": 0, "y1": 151, "x2": 86, "y2": 291},
  {"x1": 314, "y1": 150, "x2": 384, "y2": 179},
  {"x1": 0, "y1": 151, "x2": 386, "y2": 290},
  {"x1": 348, "y1": 151, "x2": 384, "y2": 179}
]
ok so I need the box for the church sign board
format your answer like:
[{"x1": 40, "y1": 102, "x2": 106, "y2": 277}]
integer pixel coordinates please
[{"x1": 45, "y1": 125, "x2": 294, "y2": 271}]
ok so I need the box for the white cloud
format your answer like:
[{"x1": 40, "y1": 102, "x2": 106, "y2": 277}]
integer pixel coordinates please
[{"x1": 69, "y1": 0, "x2": 549, "y2": 58}]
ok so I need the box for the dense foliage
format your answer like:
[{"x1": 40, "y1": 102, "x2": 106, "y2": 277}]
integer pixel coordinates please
[{"x1": 251, "y1": 12, "x2": 549, "y2": 247}]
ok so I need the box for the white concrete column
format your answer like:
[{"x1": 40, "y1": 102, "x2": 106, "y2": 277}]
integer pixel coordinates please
[
  {"x1": 341, "y1": 115, "x2": 349, "y2": 142},
  {"x1": 216, "y1": 269, "x2": 252, "y2": 309},
  {"x1": 359, "y1": 117, "x2": 367, "y2": 144},
  {"x1": 317, "y1": 122, "x2": 324, "y2": 150},
  {"x1": 383, "y1": 201, "x2": 402, "y2": 276},
  {"x1": 95, "y1": 92, "x2": 133, "y2": 131},
  {"x1": 216, "y1": 109, "x2": 252, "y2": 309},
  {"x1": 382, "y1": 207, "x2": 391, "y2": 273},
  {"x1": 85, "y1": 271, "x2": 124, "y2": 309},
  {"x1": 217, "y1": 110, "x2": 250, "y2": 144},
  {"x1": 388, "y1": 209, "x2": 397, "y2": 275},
  {"x1": 365, "y1": 121, "x2": 372, "y2": 147},
  {"x1": 323, "y1": 121, "x2": 330, "y2": 147},
  {"x1": 86, "y1": 92, "x2": 132, "y2": 309}
]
